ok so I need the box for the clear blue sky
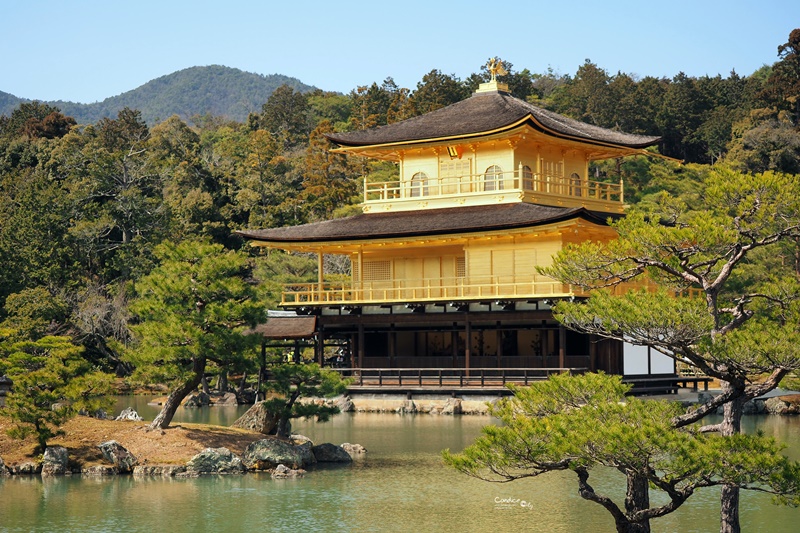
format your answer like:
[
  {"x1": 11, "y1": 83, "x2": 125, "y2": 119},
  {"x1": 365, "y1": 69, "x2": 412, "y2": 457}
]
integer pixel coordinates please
[{"x1": 0, "y1": 0, "x2": 795, "y2": 103}]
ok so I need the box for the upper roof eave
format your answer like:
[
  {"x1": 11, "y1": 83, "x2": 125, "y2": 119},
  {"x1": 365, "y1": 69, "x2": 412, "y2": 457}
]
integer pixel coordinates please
[{"x1": 326, "y1": 90, "x2": 660, "y2": 151}]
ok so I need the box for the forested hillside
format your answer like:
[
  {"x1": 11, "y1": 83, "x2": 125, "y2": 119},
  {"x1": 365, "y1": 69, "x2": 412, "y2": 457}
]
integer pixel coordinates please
[
  {"x1": 0, "y1": 29, "x2": 798, "y2": 380},
  {"x1": 0, "y1": 66, "x2": 316, "y2": 124}
]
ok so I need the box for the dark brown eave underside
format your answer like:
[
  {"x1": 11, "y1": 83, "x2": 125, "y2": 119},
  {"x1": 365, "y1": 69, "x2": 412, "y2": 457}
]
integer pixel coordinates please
[{"x1": 237, "y1": 204, "x2": 617, "y2": 245}]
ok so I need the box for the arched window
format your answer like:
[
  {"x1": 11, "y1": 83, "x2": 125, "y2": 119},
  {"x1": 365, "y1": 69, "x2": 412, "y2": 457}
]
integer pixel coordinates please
[
  {"x1": 570, "y1": 172, "x2": 582, "y2": 197},
  {"x1": 410, "y1": 172, "x2": 428, "y2": 197},
  {"x1": 484, "y1": 165, "x2": 503, "y2": 191},
  {"x1": 522, "y1": 165, "x2": 533, "y2": 190}
]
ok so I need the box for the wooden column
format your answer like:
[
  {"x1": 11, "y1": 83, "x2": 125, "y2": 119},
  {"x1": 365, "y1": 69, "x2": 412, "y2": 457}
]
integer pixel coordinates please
[
  {"x1": 589, "y1": 334, "x2": 597, "y2": 372},
  {"x1": 558, "y1": 324, "x2": 566, "y2": 370},
  {"x1": 389, "y1": 324, "x2": 396, "y2": 368},
  {"x1": 465, "y1": 317, "x2": 472, "y2": 376},
  {"x1": 451, "y1": 326, "x2": 458, "y2": 366},
  {"x1": 496, "y1": 322, "x2": 502, "y2": 368},
  {"x1": 317, "y1": 253, "x2": 324, "y2": 296},
  {"x1": 357, "y1": 322, "x2": 365, "y2": 369},
  {"x1": 357, "y1": 246, "x2": 364, "y2": 300}
]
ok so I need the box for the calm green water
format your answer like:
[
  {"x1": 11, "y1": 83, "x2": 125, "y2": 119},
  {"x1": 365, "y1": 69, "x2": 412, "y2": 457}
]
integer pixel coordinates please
[{"x1": 1, "y1": 398, "x2": 799, "y2": 532}]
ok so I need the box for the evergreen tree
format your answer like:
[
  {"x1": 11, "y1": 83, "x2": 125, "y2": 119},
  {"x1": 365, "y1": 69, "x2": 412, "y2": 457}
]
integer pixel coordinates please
[
  {"x1": 126, "y1": 239, "x2": 260, "y2": 429},
  {"x1": 541, "y1": 168, "x2": 800, "y2": 532},
  {"x1": 445, "y1": 373, "x2": 800, "y2": 533}
]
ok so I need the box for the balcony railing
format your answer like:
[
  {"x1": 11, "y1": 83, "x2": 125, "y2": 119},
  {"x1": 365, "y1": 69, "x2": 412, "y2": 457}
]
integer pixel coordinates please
[
  {"x1": 364, "y1": 169, "x2": 623, "y2": 205},
  {"x1": 281, "y1": 275, "x2": 587, "y2": 306}
]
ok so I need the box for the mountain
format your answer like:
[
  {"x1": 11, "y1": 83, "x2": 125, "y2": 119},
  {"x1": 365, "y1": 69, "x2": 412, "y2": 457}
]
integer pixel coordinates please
[{"x1": 0, "y1": 65, "x2": 318, "y2": 124}]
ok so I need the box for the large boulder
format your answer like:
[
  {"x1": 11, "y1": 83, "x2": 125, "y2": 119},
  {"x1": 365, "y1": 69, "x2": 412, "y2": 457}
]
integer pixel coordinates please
[
  {"x1": 332, "y1": 395, "x2": 355, "y2": 413},
  {"x1": 186, "y1": 447, "x2": 245, "y2": 475},
  {"x1": 441, "y1": 397, "x2": 463, "y2": 415},
  {"x1": 765, "y1": 396, "x2": 800, "y2": 415},
  {"x1": 232, "y1": 401, "x2": 281, "y2": 435},
  {"x1": 242, "y1": 439, "x2": 309, "y2": 470},
  {"x1": 312, "y1": 443, "x2": 353, "y2": 463},
  {"x1": 98, "y1": 440, "x2": 138, "y2": 473},
  {"x1": 183, "y1": 391, "x2": 211, "y2": 408},
  {"x1": 41, "y1": 446, "x2": 69, "y2": 476},
  {"x1": 115, "y1": 407, "x2": 143, "y2": 421},
  {"x1": 0, "y1": 455, "x2": 9, "y2": 476},
  {"x1": 213, "y1": 392, "x2": 239, "y2": 406}
]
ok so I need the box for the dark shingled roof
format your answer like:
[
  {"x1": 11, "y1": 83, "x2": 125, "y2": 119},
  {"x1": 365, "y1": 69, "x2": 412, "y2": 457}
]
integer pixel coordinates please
[
  {"x1": 327, "y1": 89, "x2": 660, "y2": 149},
  {"x1": 245, "y1": 317, "x2": 317, "y2": 339},
  {"x1": 237, "y1": 203, "x2": 613, "y2": 244}
]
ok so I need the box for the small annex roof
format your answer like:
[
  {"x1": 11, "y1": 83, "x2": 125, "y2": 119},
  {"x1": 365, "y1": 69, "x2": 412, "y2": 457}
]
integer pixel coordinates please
[
  {"x1": 245, "y1": 316, "x2": 317, "y2": 339},
  {"x1": 326, "y1": 89, "x2": 660, "y2": 150},
  {"x1": 237, "y1": 203, "x2": 614, "y2": 245}
]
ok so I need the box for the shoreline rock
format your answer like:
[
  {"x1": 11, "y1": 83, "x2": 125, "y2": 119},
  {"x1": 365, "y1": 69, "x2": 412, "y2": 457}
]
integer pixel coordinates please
[{"x1": 185, "y1": 447, "x2": 245, "y2": 475}]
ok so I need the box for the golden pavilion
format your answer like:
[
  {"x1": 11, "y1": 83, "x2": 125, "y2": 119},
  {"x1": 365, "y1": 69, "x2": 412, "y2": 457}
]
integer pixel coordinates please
[{"x1": 239, "y1": 67, "x2": 677, "y2": 388}]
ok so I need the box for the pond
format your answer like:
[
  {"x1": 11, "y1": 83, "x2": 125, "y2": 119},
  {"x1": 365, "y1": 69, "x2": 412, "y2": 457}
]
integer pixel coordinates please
[{"x1": 1, "y1": 398, "x2": 799, "y2": 532}]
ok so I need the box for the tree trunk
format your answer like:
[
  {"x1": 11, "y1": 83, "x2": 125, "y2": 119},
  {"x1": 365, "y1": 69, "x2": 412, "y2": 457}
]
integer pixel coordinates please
[
  {"x1": 719, "y1": 385, "x2": 744, "y2": 533},
  {"x1": 200, "y1": 375, "x2": 211, "y2": 395},
  {"x1": 720, "y1": 484, "x2": 741, "y2": 533},
  {"x1": 575, "y1": 467, "x2": 650, "y2": 533},
  {"x1": 274, "y1": 416, "x2": 292, "y2": 438},
  {"x1": 275, "y1": 390, "x2": 300, "y2": 438},
  {"x1": 217, "y1": 370, "x2": 228, "y2": 392},
  {"x1": 625, "y1": 472, "x2": 651, "y2": 533},
  {"x1": 237, "y1": 372, "x2": 247, "y2": 395},
  {"x1": 149, "y1": 357, "x2": 206, "y2": 430}
]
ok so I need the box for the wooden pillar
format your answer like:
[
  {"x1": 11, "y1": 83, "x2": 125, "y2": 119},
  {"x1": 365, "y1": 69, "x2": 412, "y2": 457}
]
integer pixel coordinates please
[
  {"x1": 451, "y1": 326, "x2": 458, "y2": 367},
  {"x1": 389, "y1": 324, "x2": 396, "y2": 368},
  {"x1": 496, "y1": 322, "x2": 502, "y2": 368},
  {"x1": 357, "y1": 322, "x2": 365, "y2": 369},
  {"x1": 317, "y1": 253, "x2": 324, "y2": 296},
  {"x1": 357, "y1": 246, "x2": 364, "y2": 300},
  {"x1": 558, "y1": 324, "x2": 566, "y2": 370},
  {"x1": 465, "y1": 317, "x2": 472, "y2": 376},
  {"x1": 589, "y1": 334, "x2": 597, "y2": 372}
]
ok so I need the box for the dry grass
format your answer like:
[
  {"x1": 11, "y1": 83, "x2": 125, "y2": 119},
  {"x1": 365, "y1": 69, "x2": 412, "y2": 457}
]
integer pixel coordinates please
[{"x1": 0, "y1": 415, "x2": 265, "y2": 468}]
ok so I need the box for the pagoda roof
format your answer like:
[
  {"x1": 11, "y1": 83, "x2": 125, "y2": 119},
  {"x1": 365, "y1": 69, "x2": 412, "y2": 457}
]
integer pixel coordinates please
[
  {"x1": 327, "y1": 89, "x2": 660, "y2": 150},
  {"x1": 237, "y1": 203, "x2": 614, "y2": 245}
]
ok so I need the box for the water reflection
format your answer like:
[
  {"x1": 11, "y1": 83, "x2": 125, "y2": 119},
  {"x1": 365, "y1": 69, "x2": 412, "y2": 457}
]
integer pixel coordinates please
[{"x1": 1, "y1": 401, "x2": 798, "y2": 532}]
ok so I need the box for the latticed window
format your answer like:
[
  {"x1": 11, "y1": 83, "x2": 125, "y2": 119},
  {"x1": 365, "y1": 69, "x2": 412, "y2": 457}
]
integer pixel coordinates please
[
  {"x1": 410, "y1": 172, "x2": 429, "y2": 197},
  {"x1": 456, "y1": 256, "x2": 466, "y2": 278},
  {"x1": 484, "y1": 165, "x2": 503, "y2": 191},
  {"x1": 363, "y1": 260, "x2": 391, "y2": 281}
]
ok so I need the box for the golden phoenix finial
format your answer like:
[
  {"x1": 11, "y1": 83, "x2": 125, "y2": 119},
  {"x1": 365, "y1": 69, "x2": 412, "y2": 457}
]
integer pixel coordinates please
[{"x1": 487, "y1": 57, "x2": 508, "y2": 81}]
